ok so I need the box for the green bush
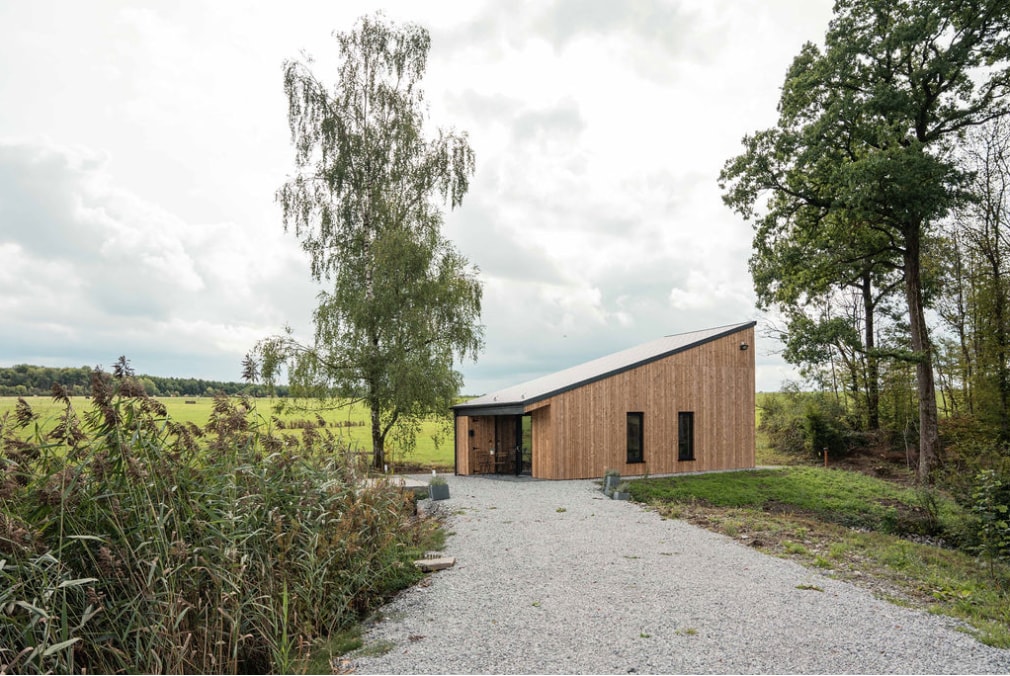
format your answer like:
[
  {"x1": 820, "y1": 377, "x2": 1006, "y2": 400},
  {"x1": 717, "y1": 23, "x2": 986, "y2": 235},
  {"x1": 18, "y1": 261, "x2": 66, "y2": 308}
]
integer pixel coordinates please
[
  {"x1": 758, "y1": 390, "x2": 806, "y2": 456},
  {"x1": 759, "y1": 387, "x2": 857, "y2": 460},
  {"x1": 937, "y1": 414, "x2": 1010, "y2": 498},
  {"x1": 971, "y1": 469, "x2": 1010, "y2": 581},
  {"x1": 802, "y1": 404, "x2": 850, "y2": 459},
  {"x1": 0, "y1": 363, "x2": 439, "y2": 674}
]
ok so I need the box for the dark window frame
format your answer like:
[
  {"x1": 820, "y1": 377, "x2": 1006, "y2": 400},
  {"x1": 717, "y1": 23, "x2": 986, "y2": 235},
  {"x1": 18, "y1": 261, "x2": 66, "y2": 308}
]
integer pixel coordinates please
[
  {"x1": 627, "y1": 412, "x2": 644, "y2": 464},
  {"x1": 678, "y1": 411, "x2": 695, "y2": 461}
]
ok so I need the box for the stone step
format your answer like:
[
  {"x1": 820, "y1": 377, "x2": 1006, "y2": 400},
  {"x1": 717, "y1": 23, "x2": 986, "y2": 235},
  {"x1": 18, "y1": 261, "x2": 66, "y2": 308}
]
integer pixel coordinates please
[{"x1": 414, "y1": 556, "x2": 456, "y2": 572}]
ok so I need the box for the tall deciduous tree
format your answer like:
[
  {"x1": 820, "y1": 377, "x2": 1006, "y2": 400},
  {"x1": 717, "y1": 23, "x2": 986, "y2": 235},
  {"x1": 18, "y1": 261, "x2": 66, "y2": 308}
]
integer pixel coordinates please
[
  {"x1": 252, "y1": 14, "x2": 483, "y2": 469},
  {"x1": 963, "y1": 120, "x2": 1010, "y2": 436},
  {"x1": 750, "y1": 202, "x2": 903, "y2": 429},
  {"x1": 721, "y1": 0, "x2": 1010, "y2": 481},
  {"x1": 938, "y1": 118, "x2": 1010, "y2": 436}
]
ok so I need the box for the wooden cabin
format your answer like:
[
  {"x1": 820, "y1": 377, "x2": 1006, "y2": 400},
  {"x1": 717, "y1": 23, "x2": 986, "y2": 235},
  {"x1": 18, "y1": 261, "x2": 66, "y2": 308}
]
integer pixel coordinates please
[{"x1": 452, "y1": 322, "x2": 756, "y2": 480}]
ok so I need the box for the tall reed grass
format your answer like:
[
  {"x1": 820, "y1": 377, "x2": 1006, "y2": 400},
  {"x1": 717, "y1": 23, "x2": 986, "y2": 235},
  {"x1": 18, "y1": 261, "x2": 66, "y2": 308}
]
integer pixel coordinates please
[{"x1": 0, "y1": 360, "x2": 439, "y2": 674}]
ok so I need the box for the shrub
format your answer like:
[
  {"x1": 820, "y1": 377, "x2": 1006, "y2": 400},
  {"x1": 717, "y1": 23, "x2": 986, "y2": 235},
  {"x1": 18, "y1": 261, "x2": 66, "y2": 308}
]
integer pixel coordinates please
[
  {"x1": 0, "y1": 363, "x2": 439, "y2": 674},
  {"x1": 937, "y1": 414, "x2": 1010, "y2": 499},
  {"x1": 802, "y1": 404, "x2": 850, "y2": 459},
  {"x1": 759, "y1": 386, "x2": 856, "y2": 460},
  {"x1": 758, "y1": 391, "x2": 806, "y2": 456},
  {"x1": 970, "y1": 469, "x2": 1010, "y2": 581}
]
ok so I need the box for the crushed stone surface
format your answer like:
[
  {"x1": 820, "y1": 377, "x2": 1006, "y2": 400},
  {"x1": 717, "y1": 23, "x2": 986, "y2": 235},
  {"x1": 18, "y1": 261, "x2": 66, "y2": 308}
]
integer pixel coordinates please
[{"x1": 350, "y1": 474, "x2": 1010, "y2": 675}]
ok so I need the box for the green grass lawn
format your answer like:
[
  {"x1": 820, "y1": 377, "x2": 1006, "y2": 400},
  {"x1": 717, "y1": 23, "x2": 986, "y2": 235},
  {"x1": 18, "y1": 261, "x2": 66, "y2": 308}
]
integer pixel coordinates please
[
  {"x1": 0, "y1": 395, "x2": 455, "y2": 470},
  {"x1": 631, "y1": 466, "x2": 960, "y2": 532}
]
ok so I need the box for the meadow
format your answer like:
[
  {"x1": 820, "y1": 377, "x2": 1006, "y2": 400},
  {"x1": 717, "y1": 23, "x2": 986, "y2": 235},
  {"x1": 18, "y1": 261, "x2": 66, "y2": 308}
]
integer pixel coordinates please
[{"x1": 0, "y1": 395, "x2": 455, "y2": 471}]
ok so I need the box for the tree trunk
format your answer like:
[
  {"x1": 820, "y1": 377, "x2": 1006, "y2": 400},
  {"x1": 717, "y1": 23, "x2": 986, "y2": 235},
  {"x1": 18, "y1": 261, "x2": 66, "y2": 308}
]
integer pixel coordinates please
[
  {"x1": 904, "y1": 226, "x2": 940, "y2": 481},
  {"x1": 370, "y1": 399, "x2": 384, "y2": 469},
  {"x1": 862, "y1": 271, "x2": 880, "y2": 430},
  {"x1": 988, "y1": 232, "x2": 1010, "y2": 439},
  {"x1": 955, "y1": 235, "x2": 974, "y2": 414}
]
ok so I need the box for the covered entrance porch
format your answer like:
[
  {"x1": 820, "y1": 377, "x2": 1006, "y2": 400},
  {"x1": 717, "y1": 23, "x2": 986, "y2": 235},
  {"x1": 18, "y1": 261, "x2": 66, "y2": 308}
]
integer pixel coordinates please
[{"x1": 458, "y1": 413, "x2": 532, "y2": 476}]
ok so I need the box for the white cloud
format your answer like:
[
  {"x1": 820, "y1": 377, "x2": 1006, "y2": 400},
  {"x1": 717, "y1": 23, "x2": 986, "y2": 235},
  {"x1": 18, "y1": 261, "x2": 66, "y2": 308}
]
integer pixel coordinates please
[
  {"x1": 669, "y1": 270, "x2": 751, "y2": 312},
  {"x1": 0, "y1": 0, "x2": 836, "y2": 390},
  {"x1": 0, "y1": 138, "x2": 317, "y2": 377}
]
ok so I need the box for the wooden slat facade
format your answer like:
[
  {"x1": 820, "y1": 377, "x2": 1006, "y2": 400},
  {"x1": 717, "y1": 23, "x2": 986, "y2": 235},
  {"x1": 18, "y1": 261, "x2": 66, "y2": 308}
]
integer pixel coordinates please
[
  {"x1": 461, "y1": 415, "x2": 496, "y2": 475},
  {"x1": 454, "y1": 325, "x2": 755, "y2": 480},
  {"x1": 454, "y1": 414, "x2": 471, "y2": 474}
]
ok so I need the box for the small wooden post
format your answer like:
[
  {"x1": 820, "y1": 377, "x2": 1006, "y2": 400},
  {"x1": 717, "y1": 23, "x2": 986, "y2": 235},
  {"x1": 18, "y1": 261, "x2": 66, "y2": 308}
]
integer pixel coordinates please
[{"x1": 823, "y1": 447, "x2": 828, "y2": 468}]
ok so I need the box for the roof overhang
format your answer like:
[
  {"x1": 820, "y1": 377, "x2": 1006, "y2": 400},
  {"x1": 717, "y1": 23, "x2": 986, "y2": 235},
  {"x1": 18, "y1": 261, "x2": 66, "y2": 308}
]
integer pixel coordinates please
[{"x1": 453, "y1": 403, "x2": 527, "y2": 417}]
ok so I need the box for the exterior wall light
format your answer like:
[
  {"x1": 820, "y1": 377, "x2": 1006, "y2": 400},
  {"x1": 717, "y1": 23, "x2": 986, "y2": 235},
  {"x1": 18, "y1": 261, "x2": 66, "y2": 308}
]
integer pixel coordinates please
[{"x1": 740, "y1": 342, "x2": 749, "y2": 351}]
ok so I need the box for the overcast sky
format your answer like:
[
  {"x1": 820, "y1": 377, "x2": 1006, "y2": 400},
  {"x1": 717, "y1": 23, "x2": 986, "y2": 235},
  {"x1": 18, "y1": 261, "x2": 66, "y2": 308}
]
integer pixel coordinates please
[{"x1": 0, "y1": 0, "x2": 835, "y2": 395}]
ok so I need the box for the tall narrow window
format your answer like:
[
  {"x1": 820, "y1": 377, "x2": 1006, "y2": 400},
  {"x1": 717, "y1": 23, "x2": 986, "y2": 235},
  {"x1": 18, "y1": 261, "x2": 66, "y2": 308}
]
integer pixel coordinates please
[
  {"x1": 627, "y1": 412, "x2": 643, "y2": 463},
  {"x1": 678, "y1": 411, "x2": 695, "y2": 461}
]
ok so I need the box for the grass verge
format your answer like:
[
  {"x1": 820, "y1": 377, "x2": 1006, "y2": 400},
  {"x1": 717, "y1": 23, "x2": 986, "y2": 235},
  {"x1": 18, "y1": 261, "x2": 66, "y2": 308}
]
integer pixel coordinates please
[{"x1": 629, "y1": 467, "x2": 1010, "y2": 648}]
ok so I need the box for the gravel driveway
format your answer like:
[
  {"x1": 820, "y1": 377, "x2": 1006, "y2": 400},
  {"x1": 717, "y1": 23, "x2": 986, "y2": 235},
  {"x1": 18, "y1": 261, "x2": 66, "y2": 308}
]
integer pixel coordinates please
[{"x1": 350, "y1": 474, "x2": 1010, "y2": 674}]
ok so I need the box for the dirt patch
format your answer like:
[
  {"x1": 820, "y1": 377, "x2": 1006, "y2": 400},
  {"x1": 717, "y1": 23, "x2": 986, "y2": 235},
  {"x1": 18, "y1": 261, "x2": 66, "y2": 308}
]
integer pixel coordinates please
[
  {"x1": 762, "y1": 499, "x2": 823, "y2": 520},
  {"x1": 790, "y1": 443, "x2": 920, "y2": 486},
  {"x1": 827, "y1": 439, "x2": 921, "y2": 485}
]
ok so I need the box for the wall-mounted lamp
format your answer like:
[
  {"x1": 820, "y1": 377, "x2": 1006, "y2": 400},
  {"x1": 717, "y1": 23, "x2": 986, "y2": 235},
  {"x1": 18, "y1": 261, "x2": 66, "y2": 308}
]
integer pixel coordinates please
[{"x1": 740, "y1": 342, "x2": 749, "y2": 351}]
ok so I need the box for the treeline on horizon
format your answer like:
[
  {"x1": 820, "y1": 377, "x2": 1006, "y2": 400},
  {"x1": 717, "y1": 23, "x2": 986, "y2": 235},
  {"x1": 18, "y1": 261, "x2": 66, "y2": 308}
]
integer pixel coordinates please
[{"x1": 0, "y1": 363, "x2": 289, "y2": 398}]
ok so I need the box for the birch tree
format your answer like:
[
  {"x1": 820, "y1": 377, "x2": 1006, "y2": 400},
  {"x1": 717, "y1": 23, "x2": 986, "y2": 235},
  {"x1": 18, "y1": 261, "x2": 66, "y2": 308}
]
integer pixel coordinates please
[{"x1": 253, "y1": 14, "x2": 483, "y2": 469}]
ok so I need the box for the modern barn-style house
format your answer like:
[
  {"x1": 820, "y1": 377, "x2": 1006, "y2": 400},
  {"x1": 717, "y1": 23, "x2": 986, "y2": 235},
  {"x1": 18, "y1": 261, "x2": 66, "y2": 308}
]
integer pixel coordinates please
[{"x1": 453, "y1": 322, "x2": 756, "y2": 480}]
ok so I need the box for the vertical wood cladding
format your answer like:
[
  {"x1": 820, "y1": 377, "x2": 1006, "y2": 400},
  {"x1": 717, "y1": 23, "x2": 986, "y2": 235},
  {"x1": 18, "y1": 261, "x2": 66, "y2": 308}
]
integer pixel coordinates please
[
  {"x1": 453, "y1": 415, "x2": 497, "y2": 475},
  {"x1": 529, "y1": 404, "x2": 552, "y2": 478},
  {"x1": 454, "y1": 326, "x2": 755, "y2": 479},
  {"x1": 455, "y1": 415, "x2": 470, "y2": 474},
  {"x1": 525, "y1": 327, "x2": 754, "y2": 480}
]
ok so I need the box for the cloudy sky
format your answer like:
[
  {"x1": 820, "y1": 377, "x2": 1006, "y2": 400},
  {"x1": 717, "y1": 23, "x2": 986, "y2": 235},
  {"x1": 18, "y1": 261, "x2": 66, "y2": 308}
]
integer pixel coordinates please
[{"x1": 0, "y1": 0, "x2": 835, "y2": 395}]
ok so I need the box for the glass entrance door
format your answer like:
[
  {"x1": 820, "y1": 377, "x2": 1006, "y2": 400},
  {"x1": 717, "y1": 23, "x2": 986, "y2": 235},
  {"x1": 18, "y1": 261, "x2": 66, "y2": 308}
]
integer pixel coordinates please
[{"x1": 519, "y1": 414, "x2": 532, "y2": 475}]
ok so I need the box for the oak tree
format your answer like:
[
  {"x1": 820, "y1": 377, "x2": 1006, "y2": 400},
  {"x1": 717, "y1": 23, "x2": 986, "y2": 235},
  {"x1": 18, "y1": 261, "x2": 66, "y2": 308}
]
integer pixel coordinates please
[{"x1": 721, "y1": 0, "x2": 1010, "y2": 481}]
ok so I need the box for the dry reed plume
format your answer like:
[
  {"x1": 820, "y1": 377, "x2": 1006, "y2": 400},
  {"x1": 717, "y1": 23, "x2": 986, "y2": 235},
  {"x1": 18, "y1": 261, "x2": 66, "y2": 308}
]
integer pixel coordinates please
[{"x1": 0, "y1": 359, "x2": 440, "y2": 674}]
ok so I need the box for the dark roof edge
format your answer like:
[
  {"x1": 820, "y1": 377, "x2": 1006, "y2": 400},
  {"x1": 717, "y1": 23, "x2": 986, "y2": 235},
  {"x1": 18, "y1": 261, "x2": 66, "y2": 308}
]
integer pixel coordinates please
[
  {"x1": 452, "y1": 404, "x2": 526, "y2": 417},
  {"x1": 453, "y1": 321, "x2": 756, "y2": 414}
]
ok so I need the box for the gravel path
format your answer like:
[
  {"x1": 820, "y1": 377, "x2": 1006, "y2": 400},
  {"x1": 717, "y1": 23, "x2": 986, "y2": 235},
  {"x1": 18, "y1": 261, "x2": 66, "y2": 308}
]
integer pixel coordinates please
[{"x1": 350, "y1": 474, "x2": 1010, "y2": 674}]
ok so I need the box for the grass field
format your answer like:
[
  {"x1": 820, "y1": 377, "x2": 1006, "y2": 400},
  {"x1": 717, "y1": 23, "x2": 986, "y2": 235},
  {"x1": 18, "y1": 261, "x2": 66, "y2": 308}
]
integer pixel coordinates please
[{"x1": 0, "y1": 395, "x2": 455, "y2": 470}]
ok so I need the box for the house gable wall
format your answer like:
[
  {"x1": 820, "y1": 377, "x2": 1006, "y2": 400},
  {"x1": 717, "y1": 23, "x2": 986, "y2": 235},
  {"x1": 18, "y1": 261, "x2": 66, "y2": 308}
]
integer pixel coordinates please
[
  {"x1": 525, "y1": 326, "x2": 755, "y2": 479},
  {"x1": 454, "y1": 326, "x2": 755, "y2": 479}
]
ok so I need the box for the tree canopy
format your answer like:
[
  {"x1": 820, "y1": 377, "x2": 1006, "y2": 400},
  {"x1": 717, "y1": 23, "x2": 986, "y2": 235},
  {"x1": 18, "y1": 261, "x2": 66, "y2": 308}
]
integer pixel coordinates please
[
  {"x1": 721, "y1": 0, "x2": 1010, "y2": 481},
  {"x1": 251, "y1": 14, "x2": 483, "y2": 469},
  {"x1": 0, "y1": 363, "x2": 268, "y2": 398}
]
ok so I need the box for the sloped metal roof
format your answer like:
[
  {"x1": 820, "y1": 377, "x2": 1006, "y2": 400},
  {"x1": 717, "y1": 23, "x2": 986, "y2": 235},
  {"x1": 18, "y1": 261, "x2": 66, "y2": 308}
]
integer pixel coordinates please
[{"x1": 454, "y1": 321, "x2": 756, "y2": 415}]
